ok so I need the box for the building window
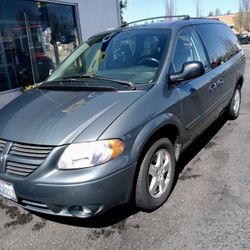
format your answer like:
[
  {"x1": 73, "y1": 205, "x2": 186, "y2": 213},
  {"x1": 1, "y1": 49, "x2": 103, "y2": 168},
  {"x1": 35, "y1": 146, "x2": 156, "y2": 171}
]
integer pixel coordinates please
[{"x1": 0, "y1": 0, "x2": 79, "y2": 92}]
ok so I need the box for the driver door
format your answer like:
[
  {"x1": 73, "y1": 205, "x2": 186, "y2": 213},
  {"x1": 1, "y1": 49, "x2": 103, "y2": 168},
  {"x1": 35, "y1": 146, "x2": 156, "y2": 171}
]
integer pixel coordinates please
[{"x1": 172, "y1": 26, "x2": 216, "y2": 146}]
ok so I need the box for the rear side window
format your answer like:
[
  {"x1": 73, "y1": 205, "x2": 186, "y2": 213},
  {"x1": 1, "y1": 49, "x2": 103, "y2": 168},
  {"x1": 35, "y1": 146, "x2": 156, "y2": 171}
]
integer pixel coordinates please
[{"x1": 196, "y1": 24, "x2": 241, "y2": 68}]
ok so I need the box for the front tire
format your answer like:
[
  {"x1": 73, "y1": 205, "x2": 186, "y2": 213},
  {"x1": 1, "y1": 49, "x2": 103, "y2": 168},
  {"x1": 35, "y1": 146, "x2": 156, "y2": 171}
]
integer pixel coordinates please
[
  {"x1": 228, "y1": 85, "x2": 241, "y2": 120},
  {"x1": 135, "y1": 138, "x2": 176, "y2": 211}
]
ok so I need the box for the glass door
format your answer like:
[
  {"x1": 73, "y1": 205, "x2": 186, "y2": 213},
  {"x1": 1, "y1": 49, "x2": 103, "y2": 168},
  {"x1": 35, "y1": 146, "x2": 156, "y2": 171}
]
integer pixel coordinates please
[{"x1": 0, "y1": 0, "x2": 80, "y2": 92}]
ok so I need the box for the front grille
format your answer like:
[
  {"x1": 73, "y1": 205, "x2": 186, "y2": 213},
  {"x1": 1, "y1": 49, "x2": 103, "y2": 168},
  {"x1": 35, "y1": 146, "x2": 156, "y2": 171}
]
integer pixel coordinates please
[
  {"x1": 6, "y1": 161, "x2": 39, "y2": 176},
  {"x1": 10, "y1": 143, "x2": 53, "y2": 159},
  {"x1": 5, "y1": 142, "x2": 53, "y2": 177},
  {"x1": 0, "y1": 139, "x2": 7, "y2": 153}
]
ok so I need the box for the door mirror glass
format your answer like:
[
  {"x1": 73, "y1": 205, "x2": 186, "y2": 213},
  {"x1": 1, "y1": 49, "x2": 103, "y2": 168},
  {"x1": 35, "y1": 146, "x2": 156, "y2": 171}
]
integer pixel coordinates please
[{"x1": 170, "y1": 61, "x2": 205, "y2": 83}]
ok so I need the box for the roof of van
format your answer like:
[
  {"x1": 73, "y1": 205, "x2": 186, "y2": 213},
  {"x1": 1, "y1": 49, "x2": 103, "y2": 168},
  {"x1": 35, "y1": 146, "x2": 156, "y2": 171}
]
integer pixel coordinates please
[
  {"x1": 90, "y1": 18, "x2": 224, "y2": 39},
  {"x1": 122, "y1": 18, "x2": 223, "y2": 30}
]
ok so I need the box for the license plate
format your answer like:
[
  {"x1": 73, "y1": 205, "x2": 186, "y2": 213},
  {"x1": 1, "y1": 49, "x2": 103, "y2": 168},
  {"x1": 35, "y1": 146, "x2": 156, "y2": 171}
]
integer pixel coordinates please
[{"x1": 0, "y1": 180, "x2": 17, "y2": 202}]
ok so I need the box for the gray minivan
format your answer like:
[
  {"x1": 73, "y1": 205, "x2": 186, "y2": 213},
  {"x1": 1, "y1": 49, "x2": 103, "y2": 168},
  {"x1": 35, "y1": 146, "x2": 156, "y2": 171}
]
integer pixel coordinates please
[{"x1": 0, "y1": 16, "x2": 246, "y2": 218}]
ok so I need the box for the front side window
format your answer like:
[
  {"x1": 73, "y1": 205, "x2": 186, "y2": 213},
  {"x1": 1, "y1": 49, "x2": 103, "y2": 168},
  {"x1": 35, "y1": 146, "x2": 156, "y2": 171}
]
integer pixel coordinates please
[
  {"x1": 172, "y1": 27, "x2": 209, "y2": 73},
  {"x1": 48, "y1": 29, "x2": 171, "y2": 85}
]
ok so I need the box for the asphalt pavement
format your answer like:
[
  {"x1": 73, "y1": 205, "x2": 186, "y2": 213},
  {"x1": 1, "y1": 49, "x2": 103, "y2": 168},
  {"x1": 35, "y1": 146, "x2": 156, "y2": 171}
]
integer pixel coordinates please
[{"x1": 0, "y1": 45, "x2": 250, "y2": 250}]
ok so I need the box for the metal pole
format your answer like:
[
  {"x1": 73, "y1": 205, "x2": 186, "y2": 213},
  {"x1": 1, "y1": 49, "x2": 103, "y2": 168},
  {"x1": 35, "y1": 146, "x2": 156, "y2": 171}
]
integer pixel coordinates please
[
  {"x1": 0, "y1": 31, "x2": 12, "y2": 89},
  {"x1": 24, "y1": 12, "x2": 40, "y2": 83},
  {"x1": 130, "y1": 0, "x2": 133, "y2": 22}
]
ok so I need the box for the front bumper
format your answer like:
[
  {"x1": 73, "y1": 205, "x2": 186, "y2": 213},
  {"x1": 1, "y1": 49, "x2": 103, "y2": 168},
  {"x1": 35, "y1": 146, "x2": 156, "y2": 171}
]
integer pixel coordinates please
[{"x1": 0, "y1": 162, "x2": 137, "y2": 218}]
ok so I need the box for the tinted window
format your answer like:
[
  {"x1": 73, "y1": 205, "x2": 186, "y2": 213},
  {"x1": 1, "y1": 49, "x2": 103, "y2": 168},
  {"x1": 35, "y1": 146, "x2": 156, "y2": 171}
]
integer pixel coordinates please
[
  {"x1": 172, "y1": 27, "x2": 209, "y2": 72},
  {"x1": 196, "y1": 23, "x2": 240, "y2": 68}
]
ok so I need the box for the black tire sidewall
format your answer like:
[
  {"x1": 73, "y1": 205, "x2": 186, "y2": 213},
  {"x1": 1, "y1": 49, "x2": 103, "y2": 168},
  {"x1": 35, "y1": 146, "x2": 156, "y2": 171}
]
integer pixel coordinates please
[{"x1": 135, "y1": 138, "x2": 176, "y2": 211}]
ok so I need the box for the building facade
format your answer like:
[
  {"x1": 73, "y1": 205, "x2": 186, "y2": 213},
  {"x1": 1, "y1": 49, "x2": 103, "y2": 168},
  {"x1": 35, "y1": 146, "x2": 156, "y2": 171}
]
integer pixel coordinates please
[
  {"x1": 0, "y1": 0, "x2": 120, "y2": 108},
  {"x1": 209, "y1": 13, "x2": 250, "y2": 34},
  {"x1": 210, "y1": 13, "x2": 236, "y2": 28}
]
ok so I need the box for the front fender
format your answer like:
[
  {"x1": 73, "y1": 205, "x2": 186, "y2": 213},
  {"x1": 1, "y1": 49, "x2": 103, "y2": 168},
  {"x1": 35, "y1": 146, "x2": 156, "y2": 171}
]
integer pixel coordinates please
[{"x1": 130, "y1": 113, "x2": 183, "y2": 161}]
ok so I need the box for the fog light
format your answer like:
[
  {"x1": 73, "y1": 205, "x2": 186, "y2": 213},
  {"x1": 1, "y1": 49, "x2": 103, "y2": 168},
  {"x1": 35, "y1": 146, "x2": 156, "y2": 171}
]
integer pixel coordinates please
[
  {"x1": 82, "y1": 206, "x2": 92, "y2": 215},
  {"x1": 68, "y1": 205, "x2": 102, "y2": 217}
]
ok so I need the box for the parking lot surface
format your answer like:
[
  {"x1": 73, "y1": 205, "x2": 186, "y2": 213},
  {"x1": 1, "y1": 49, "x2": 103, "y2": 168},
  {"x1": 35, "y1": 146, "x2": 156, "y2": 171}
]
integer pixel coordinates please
[{"x1": 0, "y1": 45, "x2": 250, "y2": 250}]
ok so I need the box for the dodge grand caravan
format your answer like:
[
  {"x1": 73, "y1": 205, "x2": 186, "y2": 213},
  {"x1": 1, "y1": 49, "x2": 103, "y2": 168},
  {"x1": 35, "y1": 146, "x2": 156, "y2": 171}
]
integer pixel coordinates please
[{"x1": 0, "y1": 16, "x2": 246, "y2": 218}]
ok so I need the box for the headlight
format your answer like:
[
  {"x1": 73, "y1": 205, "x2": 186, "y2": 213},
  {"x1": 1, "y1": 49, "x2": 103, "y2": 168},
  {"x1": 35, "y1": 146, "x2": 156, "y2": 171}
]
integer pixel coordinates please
[{"x1": 58, "y1": 139, "x2": 124, "y2": 169}]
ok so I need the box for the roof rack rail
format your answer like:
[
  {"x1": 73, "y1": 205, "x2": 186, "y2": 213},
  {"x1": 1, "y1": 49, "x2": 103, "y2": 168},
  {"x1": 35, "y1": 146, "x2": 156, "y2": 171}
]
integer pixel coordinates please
[
  {"x1": 190, "y1": 17, "x2": 220, "y2": 20},
  {"x1": 121, "y1": 15, "x2": 190, "y2": 27}
]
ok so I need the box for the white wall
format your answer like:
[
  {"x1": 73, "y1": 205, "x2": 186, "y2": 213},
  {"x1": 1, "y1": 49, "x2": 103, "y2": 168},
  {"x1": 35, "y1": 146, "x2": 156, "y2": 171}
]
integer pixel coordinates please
[{"x1": 46, "y1": 0, "x2": 121, "y2": 41}]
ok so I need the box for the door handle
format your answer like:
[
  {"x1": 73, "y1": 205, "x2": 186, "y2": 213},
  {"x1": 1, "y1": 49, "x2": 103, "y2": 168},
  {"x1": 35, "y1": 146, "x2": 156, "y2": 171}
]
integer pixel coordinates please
[{"x1": 209, "y1": 83, "x2": 217, "y2": 93}]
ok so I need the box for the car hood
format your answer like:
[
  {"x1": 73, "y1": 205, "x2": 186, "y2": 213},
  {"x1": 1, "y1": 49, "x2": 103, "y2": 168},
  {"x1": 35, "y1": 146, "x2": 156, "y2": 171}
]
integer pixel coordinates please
[{"x1": 0, "y1": 89, "x2": 145, "y2": 145}]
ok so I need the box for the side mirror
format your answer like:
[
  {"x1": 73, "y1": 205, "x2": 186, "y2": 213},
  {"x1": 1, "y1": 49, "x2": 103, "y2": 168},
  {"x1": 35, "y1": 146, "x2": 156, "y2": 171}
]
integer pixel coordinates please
[{"x1": 170, "y1": 61, "x2": 205, "y2": 84}]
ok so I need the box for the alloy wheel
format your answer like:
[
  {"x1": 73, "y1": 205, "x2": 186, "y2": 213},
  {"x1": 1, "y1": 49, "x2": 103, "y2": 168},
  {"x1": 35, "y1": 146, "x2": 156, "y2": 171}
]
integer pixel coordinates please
[{"x1": 148, "y1": 149, "x2": 172, "y2": 198}]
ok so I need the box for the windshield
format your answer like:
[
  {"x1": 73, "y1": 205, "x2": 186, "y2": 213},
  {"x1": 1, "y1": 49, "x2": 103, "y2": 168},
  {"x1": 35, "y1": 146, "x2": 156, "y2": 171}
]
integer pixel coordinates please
[{"x1": 48, "y1": 28, "x2": 171, "y2": 85}]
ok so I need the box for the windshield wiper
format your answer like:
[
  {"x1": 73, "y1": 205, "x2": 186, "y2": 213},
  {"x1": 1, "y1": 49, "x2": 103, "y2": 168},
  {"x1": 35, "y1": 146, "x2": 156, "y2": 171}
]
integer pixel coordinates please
[
  {"x1": 62, "y1": 74, "x2": 136, "y2": 90},
  {"x1": 38, "y1": 82, "x2": 117, "y2": 92}
]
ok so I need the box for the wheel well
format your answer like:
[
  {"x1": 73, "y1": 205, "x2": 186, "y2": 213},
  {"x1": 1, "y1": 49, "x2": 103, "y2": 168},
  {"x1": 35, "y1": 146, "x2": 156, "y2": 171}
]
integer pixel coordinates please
[
  {"x1": 237, "y1": 76, "x2": 243, "y2": 89},
  {"x1": 130, "y1": 124, "x2": 179, "y2": 203},
  {"x1": 137, "y1": 124, "x2": 179, "y2": 165}
]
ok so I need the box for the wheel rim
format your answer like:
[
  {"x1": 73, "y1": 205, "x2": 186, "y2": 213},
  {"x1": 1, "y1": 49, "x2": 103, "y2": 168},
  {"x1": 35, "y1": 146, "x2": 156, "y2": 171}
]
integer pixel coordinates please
[
  {"x1": 233, "y1": 89, "x2": 240, "y2": 115},
  {"x1": 148, "y1": 149, "x2": 172, "y2": 198}
]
